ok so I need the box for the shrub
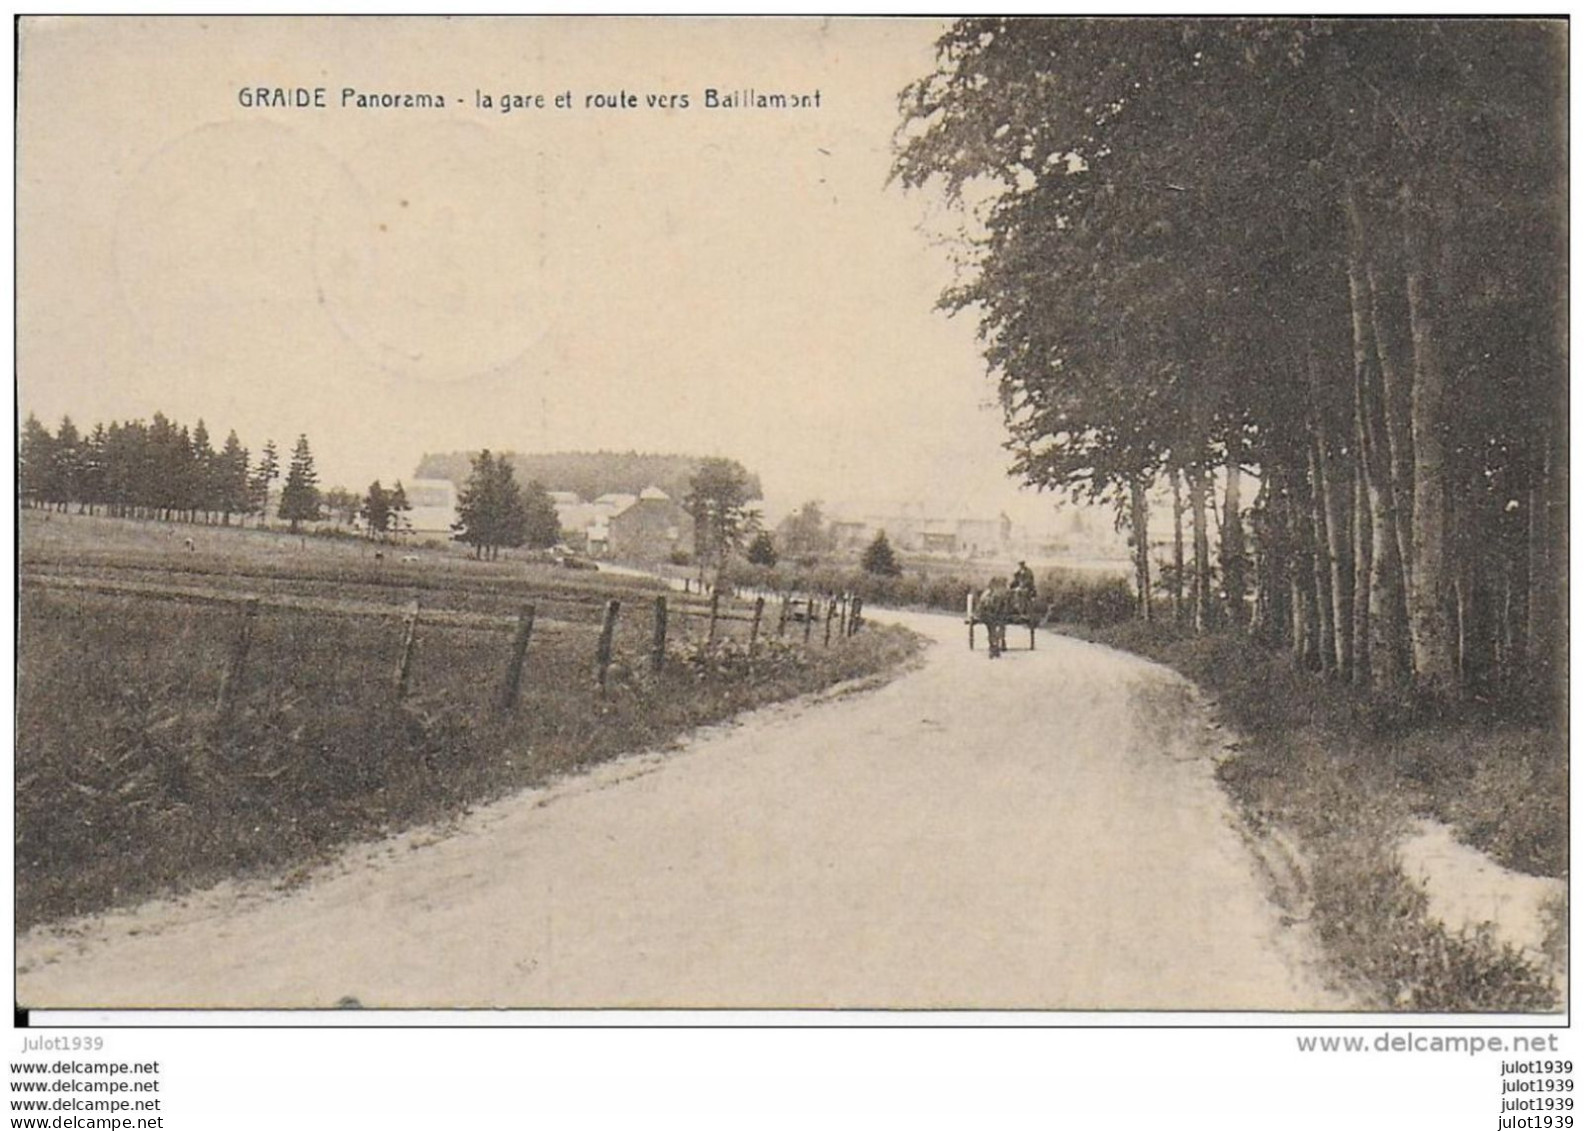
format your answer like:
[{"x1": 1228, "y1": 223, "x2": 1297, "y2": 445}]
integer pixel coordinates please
[{"x1": 1041, "y1": 568, "x2": 1135, "y2": 626}]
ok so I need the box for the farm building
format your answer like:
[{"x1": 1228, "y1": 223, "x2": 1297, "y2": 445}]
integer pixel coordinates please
[
  {"x1": 553, "y1": 486, "x2": 695, "y2": 563},
  {"x1": 826, "y1": 505, "x2": 1013, "y2": 558},
  {"x1": 606, "y1": 487, "x2": 694, "y2": 562},
  {"x1": 401, "y1": 478, "x2": 459, "y2": 537}
]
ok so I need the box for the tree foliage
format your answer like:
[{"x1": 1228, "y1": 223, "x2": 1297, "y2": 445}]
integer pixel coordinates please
[
  {"x1": 415, "y1": 450, "x2": 763, "y2": 505},
  {"x1": 520, "y1": 479, "x2": 563, "y2": 550},
  {"x1": 452, "y1": 450, "x2": 537, "y2": 560},
  {"x1": 361, "y1": 480, "x2": 395, "y2": 538},
  {"x1": 861, "y1": 530, "x2": 903, "y2": 577},
  {"x1": 776, "y1": 500, "x2": 835, "y2": 559},
  {"x1": 746, "y1": 530, "x2": 778, "y2": 567},
  {"x1": 685, "y1": 457, "x2": 756, "y2": 567},
  {"x1": 895, "y1": 18, "x2": 1565, "y2": 702},
  {"x1": 19, "y1": 410, "x2": 262, "y2": 525},
  {"x1": 278, "y1": 434, "x2": 322, "y2": 532}
]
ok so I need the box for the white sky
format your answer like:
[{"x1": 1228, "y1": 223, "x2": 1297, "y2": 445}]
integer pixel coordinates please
[{"x1": 18, "y1": 16, "x2": 1065, "y2": 526}]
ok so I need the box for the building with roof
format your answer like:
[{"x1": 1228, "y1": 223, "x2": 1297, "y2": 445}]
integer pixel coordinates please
[
  {"x1": 400, "y1": 478, "x2": 459, "y2": 538},
  {"x1": 552, "y1": 486, "x2": 694, "y2": 562},
  {"x1": 606, "y1": 486, "x2": 695, "y2": 562}
]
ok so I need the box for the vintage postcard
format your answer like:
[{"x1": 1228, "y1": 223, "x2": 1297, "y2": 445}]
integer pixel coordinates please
[{"x1": 14, "y1": 15, "x2": 1567, "y2": 1039}]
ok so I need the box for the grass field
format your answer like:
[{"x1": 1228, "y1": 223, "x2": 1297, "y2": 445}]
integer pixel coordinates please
[{"x1": 17, "y1": 513, "x2": 922, "y2": 930}]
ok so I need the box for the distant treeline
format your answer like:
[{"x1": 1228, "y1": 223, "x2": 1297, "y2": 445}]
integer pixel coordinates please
[
  {"x1": 19, "y1": 411, "x2": 313, "y2": 527},
  {"x1": 414, "y1": 450, "x2": 763, "y2": 505}
]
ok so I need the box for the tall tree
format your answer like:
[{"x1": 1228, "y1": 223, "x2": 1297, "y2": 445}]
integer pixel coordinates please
[
  {"x1": 361, "y1": 480, "x2": 393, "y2": 538},
  {"x1": 250, "y1": 439, "x2": 280, "y2": 524},
  {"x1": 452, "y1": 450, "x2": 529, "y2": 560},
  {"x1": 52, "y1": 416, "x2": 84, "y2": 513},
  {"x1": 217, "y1": 430, "x2": 251, "y2": 525},
  {"x1": 323, "y1": 486, "x2": 360, "y2": 527},
  {"x1": 278, "y1": 434, "x2": 321, "y2": 532},
  {"x1": 776, "y1": 500, "x2": 834, "y2": 558},
  {"x1": 18, "y1": 414, "x2": 54, "y2": 508},
  {"x1": 188, "y1": 419, "x2": 215, "y2": 521},
  {"x1": 895, "y1": 17, "x2": 1564, "y2": 702},
  {"x1": 520, "y1": 479, "x2": 563, "y2": 550},
  {"x1": 388, "y1": 480, "x2": 413, "y2": 539},
  {"x1": 685, "y1": 457, "x2": 754, "y2": 568}
]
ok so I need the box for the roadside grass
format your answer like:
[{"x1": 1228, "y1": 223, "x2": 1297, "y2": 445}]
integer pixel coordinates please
[
  {"x1": 17, "y1": 581, "x2": 922, "y2": 932},
  {"x1": 1067, "y1": 619, "x2": 1564, "y2": 1012}
]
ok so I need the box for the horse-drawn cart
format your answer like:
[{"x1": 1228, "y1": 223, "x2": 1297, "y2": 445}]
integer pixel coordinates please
[{"x1": 966, "y1": 589, "x2": 1039, "y2": 654}]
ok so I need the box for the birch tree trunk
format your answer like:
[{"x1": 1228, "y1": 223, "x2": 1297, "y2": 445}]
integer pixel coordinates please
[
  {"x1": 1306, "y1": 342, "x2": 1355, "y2": 681},
  {"x1": 1366, "y1": 253, "x2": 1416, "y2": 598},
  {"x1": 1346, "y1": 183, "x2": 1411, "y2": 690},
  {"x1": 1400, "y1": 184, "x2": 1457, "y2": 694},
  {"x1": 1525, "y1": 419, "x2": 1554, "y2": 684},
  {"x1": 1129, "y1": 476, "x2": 1153, "y2": 623},
  {"x1": 1221, "y1": 442, "x2": 1247, "y2": 628},
  {"x1": 1352, "y1": 455, "x2": 1373, "y2": 685},
  {"x1": 1286, "y1": 477, "x2": 1315, "y2": 668},
  {"x1": 1188, "y1": 463, "x2": 1212, "y2": 633},
  {"x1": 1308, "y1": 444, "x2": 1336, "y2": 674},
  {"x1": 1171, "y1": 466, "x2": 1186, "y2": 625}
]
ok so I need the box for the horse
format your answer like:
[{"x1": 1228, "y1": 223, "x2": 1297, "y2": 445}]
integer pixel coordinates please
[
  {"x1": 970, "y1": 583, "x2": 1013, "y2": 658},
  {"x1": 968, "y1": 582, "x2": 1040, "y2": 657}
]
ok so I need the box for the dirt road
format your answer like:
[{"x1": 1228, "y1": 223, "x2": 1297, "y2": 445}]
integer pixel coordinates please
[{"x1": 16, "y1": 611, "x2": 1343, "y2": 1010}]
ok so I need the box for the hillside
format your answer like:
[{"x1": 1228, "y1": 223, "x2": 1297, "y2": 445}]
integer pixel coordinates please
[{"x1": 414, "y1": 451, "x2": 763, "y2": 503}]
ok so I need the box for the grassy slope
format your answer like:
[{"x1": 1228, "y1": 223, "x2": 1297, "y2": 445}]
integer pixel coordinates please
[
  {"x1": 1072, "y1": 619, "x2": 1565, "y2": 1012},
  {"x1": 17, "y1": 514, "x2": 923, "y2": 930}
]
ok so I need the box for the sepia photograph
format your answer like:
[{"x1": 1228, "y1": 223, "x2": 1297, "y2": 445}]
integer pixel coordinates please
[{"x1": 9, "y1": 11, "x2": 1572, "y2": 1124}]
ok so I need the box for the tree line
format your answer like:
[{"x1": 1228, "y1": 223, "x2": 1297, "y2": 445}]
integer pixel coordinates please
[
  {"x1": 18, "y1": 411, "x2": 426, "y2": 538},
  {"x1": 417, "y1": 449, "x2": 764, "y2": 508},
  {"x1": 18, "y1": 412, "x2": 332, "y2": 529},
  {"x1": 895, "y1": 18, "x2": 1565, "y2": 703}
]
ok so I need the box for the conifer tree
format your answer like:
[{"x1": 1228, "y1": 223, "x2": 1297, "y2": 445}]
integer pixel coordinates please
[
  {"x1": 278, "y1": 434, "x2": 321, "y2": 532},
  {"x1": 861, "y1": 530, "x2": 902, "y2": 577}
]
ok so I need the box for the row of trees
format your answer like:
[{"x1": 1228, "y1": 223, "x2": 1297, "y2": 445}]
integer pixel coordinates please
[
  {"x1": 417, "y1": 450, "x2": 763, "y2": 509},
  {"x1": 895, "y1": 18, "x2": 1565, "y2": 701},
  {"x1": 18, "y1": 413, "x2": 332, "y2": 532}
]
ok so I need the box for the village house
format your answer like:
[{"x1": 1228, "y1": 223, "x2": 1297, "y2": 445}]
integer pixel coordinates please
[
  {"x1": 553, "y1": 486, "x2": 695, "y2": 563},
  {"x1": 401, "y1": 478, "x2": 460, "y2": 538},
  {"x1": 606, "y1": 487, "x2": 695, "y2": 562},
  {"x1": 826, "y1": 504, "x2": 1014, "y2": 559}
]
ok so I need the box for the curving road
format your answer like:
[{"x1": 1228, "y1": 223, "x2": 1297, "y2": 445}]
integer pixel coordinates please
[{"x1": 16, "y1": 610, "x2": 1343, "y2": 1011}]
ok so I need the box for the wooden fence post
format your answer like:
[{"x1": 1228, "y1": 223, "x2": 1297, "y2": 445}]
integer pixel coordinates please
[
  {"x1": 824, "y1": 596, "x2": 835, "y2": 647},
  {"x1": 777, "y1": 597, "x2": 789, "y2": 637},
  {"x1": 498, "y1": 603, "x2": 536, "y2": 712},
  {"x1": 849, "y1": 596, "x2": 864, "y2": 636},
  {"x1": 838, "y1": 594, "x2": 849, "y2": 638},
  {"x1": 394, "y1": 599, "x2": 422, "y2": 699},
  {"x1": 749, "y1": 596, "x2": 766, "y2": 655},
  {"x1": 596, "y1": 599, "x2": 621, "y2": 691},
  {"x1": 707, "y1": 591, "x2": 720, "y2": 645},
  {"x1": 802, "y1": 597, "x2": 815, "y2": 644},
  {"x1": 651, "y1": 595, "x2": 668, "y2": 673},
  {"x1": 216, "y1": 597, "x2": 261, "y2": 722}
]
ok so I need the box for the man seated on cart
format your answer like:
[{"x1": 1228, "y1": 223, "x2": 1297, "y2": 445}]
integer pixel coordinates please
[{"x1": 1009, "y1": 560, "x2": 1037, "y2": 619}]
